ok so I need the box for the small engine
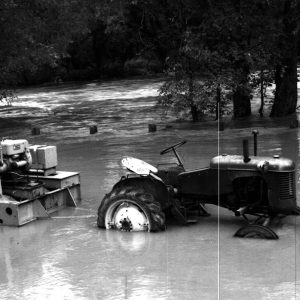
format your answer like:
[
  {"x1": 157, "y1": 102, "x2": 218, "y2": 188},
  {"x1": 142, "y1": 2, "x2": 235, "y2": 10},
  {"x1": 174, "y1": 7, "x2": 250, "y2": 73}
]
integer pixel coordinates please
[
  {"x1": 0, "y1": 139, "x2": 32, "y2": 174},
  {"x1": 0, "y1": 139, "x2": 80, "y2": 226}
]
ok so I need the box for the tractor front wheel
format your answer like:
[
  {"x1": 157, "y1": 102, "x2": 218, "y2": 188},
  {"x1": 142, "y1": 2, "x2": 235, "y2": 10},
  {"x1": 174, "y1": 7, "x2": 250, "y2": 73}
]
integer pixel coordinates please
[
  {"x1": 234, "y1": 224, "x2": 278, "y2": 240},
  {"x1": 98, "y1": 189, "x2": 166, "y2": 232}
]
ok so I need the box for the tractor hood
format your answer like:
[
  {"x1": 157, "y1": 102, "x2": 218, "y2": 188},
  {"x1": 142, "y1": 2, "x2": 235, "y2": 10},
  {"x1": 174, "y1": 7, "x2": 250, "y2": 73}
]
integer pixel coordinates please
[{"x1": 210, "y1": 155, "x2": 295, "y2": 172}]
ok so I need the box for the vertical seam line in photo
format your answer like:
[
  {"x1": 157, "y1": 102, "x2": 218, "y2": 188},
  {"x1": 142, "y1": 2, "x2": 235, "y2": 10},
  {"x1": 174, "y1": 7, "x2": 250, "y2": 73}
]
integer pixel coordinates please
[
  {"x1": 295, "y1": 212, "x2": 297, "y2": 299},
  {"x1": 217, "y1": 103, "x2": 220, "y2": 300}
]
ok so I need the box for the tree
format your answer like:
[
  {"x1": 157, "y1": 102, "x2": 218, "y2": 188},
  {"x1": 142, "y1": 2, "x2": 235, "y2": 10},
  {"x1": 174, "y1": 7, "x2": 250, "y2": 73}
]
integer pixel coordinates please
[
  {"x1": 270, "y1": 0, "x2": 300, "y2": 117},
  {"x1": 159, "y1": 0, "x2": 300, "y2": 121},
  {"x1": 157, "y1": 0, "x2": 213, "y2": 122},
  {"x1": 0, "y1": 0, "x2": 89, "y2": 86},
  {"x1": 159, "y1": 53, "x2": 207, "y2": 122},
  {"x1": 158, "y1": 0, "x2": 255, "y2": 121}
]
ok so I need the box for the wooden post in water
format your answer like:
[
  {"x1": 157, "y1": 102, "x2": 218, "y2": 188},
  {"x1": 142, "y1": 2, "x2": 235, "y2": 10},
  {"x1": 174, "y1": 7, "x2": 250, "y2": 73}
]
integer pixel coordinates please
[
  {"x1": 32, "y1": 127, "x2": 41, "y2": 135},
  {"x1": 90, "y1": 125, "x2": 98, "y2": 134},
  {"x1": 148, "y1": 124, "x2": 157, "y2": 132}
]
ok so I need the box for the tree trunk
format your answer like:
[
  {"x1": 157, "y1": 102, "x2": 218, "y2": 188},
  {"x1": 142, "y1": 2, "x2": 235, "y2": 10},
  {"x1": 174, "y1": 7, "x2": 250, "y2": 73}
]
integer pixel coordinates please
[
  {"x1": 190, "y1": 104, "x2": 199, "y2": 122},
  {"x1": 233, "y1": 85, "x2": 251, "y2": 118},
  {"x1": 270, "y1": 56, "x2": 298, "y2": 117},
  {"x1": 270, "y1": 0, "x2": 298, "y2": 117},
  {"x1": 259, "y1": 70, "x2": 264, "y2": 117},
  {"x1": 91, "y1": 22, "x2": 106, "y2": 72},
  {"x1": 188, "y1": 71, "x2": 199, "y2": 122},
  {"x1": 232, "y1": 56, "x2": 251, "y2": 118},
  {"x1": 215, "y1": 85, "x2": 221, "y2": 121}
]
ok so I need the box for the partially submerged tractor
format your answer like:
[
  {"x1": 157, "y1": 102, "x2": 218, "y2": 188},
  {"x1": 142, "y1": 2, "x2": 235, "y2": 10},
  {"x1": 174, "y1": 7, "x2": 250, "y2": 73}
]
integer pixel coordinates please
[
  {"x1": 97, "y1": 132, "x2": 300, "y2": 239},
  {"x1": 0, "y1": 139, "x2": 80, "y2": 226}
]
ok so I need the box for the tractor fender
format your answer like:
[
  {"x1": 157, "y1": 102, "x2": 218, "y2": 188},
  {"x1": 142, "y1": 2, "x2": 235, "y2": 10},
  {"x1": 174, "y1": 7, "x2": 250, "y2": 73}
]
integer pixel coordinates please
[{"x1": 109, "y1": 175, "x2": 171, "y2": 210}]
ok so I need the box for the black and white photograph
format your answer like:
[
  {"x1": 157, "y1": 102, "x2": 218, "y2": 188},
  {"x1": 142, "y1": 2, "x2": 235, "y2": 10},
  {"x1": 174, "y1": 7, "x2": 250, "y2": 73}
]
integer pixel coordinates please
[{"x1": 0, "y1": 0, "x2": 299, "y2": 299}]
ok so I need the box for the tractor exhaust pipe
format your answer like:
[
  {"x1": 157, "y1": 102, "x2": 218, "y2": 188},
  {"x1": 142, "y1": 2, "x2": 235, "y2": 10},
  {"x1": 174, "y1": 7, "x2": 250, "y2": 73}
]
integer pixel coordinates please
[
  {"x1": 243, "y1": 139, "x2": 250, "y2": 163},
  {"x1": 252, "y1": 130, "x2": 259, "y2": 156}
]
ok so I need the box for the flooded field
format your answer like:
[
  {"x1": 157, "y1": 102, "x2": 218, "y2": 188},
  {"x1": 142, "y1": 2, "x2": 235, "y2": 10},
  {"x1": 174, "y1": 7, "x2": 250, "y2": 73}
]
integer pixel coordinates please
[{"x1": 0, "y1": 78, "x2": 299, "y2": 299}]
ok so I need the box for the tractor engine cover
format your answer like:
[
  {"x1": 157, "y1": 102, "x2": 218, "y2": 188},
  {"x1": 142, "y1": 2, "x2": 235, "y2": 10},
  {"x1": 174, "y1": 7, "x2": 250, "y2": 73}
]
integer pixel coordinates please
[{"x1": 209, "y1": 154, "x2": 295, "y2": 172}]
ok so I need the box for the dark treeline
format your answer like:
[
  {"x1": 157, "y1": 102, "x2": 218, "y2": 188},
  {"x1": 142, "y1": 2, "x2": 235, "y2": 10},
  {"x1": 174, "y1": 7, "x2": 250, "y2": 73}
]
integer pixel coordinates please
[
  {"x1": 0, "y1": 0, "x2": 300, "y2": 119},
  {"x1": 0, "y1": 0, "x2": 179, "y2": 85}
]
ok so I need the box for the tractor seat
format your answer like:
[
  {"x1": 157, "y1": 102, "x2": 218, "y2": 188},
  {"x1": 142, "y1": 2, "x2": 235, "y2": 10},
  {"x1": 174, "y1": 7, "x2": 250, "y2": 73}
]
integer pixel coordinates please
[{"x1": 157, "y1": 164, "x2": 185, "y2": 187}]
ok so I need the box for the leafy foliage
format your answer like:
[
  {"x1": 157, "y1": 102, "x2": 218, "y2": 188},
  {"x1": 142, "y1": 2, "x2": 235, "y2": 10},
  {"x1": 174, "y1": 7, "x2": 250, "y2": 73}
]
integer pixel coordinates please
[
  {"x1": 159, "y1": 0, "x2": 300, "y2": 120},
  {"x1": 0, "y1": 89, "x2": 18, "y2": 106},
  {"x1": 0, "y1": 0, "x2": 89, "y2": 86},
  {"x1": 0, "y1": 0, "x2": 299, "y2": 118}
]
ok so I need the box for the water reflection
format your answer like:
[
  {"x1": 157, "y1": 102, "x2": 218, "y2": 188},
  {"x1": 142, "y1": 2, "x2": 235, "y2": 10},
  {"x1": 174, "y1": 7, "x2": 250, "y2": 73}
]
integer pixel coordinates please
[
  {"x1": 23, "y1": 262, "x2": 85, "y2": 300},
  {"x1": 103, "y1": 231, "x2": 151, "y2": 255}
]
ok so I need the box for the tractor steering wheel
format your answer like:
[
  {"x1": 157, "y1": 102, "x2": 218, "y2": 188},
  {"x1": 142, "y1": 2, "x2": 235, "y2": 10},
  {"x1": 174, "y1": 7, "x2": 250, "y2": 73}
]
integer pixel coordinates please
[{"x1": 160, "y1": 140, "x2": 187, "y2": 155}]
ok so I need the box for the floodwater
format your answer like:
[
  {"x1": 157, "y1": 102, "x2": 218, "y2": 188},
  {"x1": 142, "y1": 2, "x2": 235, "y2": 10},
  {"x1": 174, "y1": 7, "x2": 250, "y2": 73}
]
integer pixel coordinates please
[{"x1": 0, "y1": 77, "x2": 299, "y2": 299}]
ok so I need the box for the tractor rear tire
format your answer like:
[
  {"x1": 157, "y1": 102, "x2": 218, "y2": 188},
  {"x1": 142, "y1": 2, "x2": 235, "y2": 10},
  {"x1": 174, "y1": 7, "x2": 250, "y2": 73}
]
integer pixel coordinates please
[{"x1": 97, "y1": 184, "x2": 166, "y2": 232}]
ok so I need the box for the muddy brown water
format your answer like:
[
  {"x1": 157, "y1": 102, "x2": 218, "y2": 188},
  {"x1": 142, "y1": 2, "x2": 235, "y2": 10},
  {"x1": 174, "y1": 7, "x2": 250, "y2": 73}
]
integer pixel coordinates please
[{"x1": 0, "y1": 78, "x2": 299, "y2": 299}]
